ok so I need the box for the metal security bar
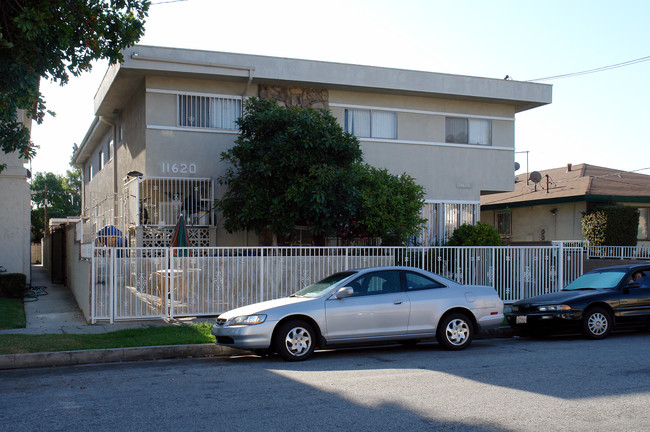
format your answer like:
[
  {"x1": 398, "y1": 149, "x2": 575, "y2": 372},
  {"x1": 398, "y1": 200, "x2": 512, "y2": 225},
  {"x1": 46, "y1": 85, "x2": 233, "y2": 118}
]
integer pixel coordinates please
[
  {"x1": 124, "y1": 176, "x2": 214, "y2": 228},
  {"x1": 91, "y1": 245, "x2": 584, "y2": 322}
]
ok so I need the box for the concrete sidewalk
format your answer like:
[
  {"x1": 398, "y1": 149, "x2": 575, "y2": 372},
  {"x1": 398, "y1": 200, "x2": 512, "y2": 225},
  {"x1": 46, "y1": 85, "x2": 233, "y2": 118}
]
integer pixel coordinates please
[{"x1": 0, "y1": 265, "x2": 241, "y2": 369}]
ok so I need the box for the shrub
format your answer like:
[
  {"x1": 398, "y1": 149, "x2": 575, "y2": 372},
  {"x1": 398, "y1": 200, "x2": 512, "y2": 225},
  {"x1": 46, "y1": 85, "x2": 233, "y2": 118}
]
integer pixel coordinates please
[
  {"x1": 582, "y1": 206, "x2": 639, "y2": 246},
  {"x1": 446, "y1": 222, "x2": 502, "y2": 246},
  {"x1": 0, "y1": 273, "x2": 27, "y2": 299}
]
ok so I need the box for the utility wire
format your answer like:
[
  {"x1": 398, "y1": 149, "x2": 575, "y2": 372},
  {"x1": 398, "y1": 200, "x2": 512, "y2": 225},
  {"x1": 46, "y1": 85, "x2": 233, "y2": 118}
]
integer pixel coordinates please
[{"x1": 528, "y1": 55, "x2": 650, "y2": 82}]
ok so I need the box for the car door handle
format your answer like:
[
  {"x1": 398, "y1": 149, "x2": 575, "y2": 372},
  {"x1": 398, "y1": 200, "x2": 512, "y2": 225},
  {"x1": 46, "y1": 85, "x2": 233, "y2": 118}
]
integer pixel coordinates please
[{"x1": 394, "y1": 300, "x2": 403, "y2": 305}]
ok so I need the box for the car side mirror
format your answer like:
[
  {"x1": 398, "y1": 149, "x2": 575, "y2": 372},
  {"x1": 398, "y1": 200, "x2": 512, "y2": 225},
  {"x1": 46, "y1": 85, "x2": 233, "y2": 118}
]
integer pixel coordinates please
[{"x1": 334, "y1": 287, "x2": 354, "y2": 299}]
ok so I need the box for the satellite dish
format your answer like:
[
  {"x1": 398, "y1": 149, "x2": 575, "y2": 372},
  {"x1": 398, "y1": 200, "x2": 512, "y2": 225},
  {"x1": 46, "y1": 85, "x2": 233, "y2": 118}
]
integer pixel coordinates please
[
  {"x1": 514, "y1": 162, "x2": 521, "y2": 171},
  {"x1": 529, "y1": 171, "x2": 542, "y2": 183}
]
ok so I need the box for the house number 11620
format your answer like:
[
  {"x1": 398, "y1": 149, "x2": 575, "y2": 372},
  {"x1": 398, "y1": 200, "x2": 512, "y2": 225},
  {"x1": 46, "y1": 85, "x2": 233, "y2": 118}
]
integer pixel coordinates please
[{"x1": 161, "y1": 162, "x2": 197, "y2": 174}]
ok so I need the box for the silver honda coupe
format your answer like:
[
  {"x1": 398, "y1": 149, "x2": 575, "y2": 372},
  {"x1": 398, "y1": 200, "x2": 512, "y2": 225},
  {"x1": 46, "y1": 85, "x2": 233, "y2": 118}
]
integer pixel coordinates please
[{"x1": 212, "y1": 266, "x2": 504, "y2": 361}]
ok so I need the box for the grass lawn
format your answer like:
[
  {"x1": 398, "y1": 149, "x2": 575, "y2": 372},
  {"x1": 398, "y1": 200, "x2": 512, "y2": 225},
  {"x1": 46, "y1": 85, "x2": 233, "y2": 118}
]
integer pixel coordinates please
[
  {"x1": 0, "y1": 322, "x2": 216, "y2": 355},
  {"x1": 0, "y1": 297, "x2": 26, "y2": 329}
]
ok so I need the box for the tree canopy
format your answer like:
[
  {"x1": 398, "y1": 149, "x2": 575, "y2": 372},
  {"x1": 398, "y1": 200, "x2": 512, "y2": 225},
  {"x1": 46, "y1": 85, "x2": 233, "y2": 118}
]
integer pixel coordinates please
[
  {"x1": 218, "y1": 98, "x2": 427, "y2": 246},
  {"x1": 30, "y1": 169, "x2": 81, "y2": 242},
  {"x1": 0, "y1": 0, "x2": 150, "y2": 171},
  {"x1": 218, "y1": 97, "x2": 363, "y2": 245},
  {"x1": 345, "y1": 164, "x2": 425, "y2": 245}
]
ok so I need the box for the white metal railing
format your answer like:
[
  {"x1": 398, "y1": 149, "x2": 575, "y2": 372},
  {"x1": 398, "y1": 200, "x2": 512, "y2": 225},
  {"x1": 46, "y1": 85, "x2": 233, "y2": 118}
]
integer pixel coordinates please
[
  {"x1": 586, "y1": 245, "x2": 650, "y2": 260},
  {"x1": 123, "y1": 176, "x2": 214, "y2": 228},
  {"x1": 553, "y1": 240, "x2": 589, "y2": 250},
  {"x1": 89, "y1": 192, "x2": 124, "y2": 244},
  {"x1": 90, "y1": 245, "x2": 583, "y2": 322}
]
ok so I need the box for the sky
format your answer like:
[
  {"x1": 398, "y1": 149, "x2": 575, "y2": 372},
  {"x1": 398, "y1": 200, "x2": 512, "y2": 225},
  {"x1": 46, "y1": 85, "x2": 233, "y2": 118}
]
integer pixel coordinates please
[{"x1": 29, "y1": 0, "x2": 650, "y2": 178}]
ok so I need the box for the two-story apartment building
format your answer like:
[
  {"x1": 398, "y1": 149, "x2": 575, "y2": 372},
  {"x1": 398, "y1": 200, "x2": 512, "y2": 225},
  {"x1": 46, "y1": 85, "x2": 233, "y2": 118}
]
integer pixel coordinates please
[{"x1": 72, "y1": 45, "x2": 552, "y2": 247}]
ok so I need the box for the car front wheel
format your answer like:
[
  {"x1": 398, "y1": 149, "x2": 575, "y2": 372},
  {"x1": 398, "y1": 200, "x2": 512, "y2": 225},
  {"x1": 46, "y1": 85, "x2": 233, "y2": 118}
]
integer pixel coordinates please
[
  {"x1": 437, "y1": 313, "x2": 473, "y2": 350},
  {"x1": 582, "y1": 307, "x2": 611, "y2": 339},
  {"x1": 273, "y1": 320, "x2": 316, "y2": 361}
]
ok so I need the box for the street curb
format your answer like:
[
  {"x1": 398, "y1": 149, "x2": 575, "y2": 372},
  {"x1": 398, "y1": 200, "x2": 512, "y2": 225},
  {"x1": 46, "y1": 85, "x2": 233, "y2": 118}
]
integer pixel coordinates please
[
  {"x1": 0, "y1": 344, "x2": 248, "y2": 370},
  {"x1": 0, "y1": 327, "x2": 519, "y2": 370}
]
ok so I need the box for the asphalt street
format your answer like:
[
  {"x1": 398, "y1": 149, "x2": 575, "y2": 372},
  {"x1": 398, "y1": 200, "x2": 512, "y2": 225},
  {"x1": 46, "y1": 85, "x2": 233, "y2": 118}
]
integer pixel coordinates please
[{"x1": 2, "y1": 332, "x2": 649, "y2": 432}]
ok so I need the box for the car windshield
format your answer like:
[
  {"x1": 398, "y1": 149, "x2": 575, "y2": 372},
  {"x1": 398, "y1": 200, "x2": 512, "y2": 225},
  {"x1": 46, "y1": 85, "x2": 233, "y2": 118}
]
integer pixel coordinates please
[
  {"x1": 563, "y1": 271, "x2": 627, "y2": 291},
  {"x1": 291, "y1": 271, "x2": 356, "y2": 298}
]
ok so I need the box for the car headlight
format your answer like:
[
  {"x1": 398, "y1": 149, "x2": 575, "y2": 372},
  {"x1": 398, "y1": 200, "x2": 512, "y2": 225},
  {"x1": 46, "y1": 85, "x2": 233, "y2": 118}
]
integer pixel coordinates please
[
  {"x1": 537, "y1": 305, "x2": 571, "y2": 312},
  {"x1": 226, "y1": 314, "x2": 267, "y2": 326}
]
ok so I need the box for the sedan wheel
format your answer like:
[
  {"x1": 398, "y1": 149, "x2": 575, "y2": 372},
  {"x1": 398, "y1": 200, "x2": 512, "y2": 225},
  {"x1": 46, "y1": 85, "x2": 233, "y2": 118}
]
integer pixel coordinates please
[
  {"x1": 274, "y1": 320, "x2": 316, "y2": 361},
  {"x1": 582, "y1": 307, "x2": 611, "y2": 339},
  {"x1": 437, "y1": 313, "x2": 473, "y2": 350}
]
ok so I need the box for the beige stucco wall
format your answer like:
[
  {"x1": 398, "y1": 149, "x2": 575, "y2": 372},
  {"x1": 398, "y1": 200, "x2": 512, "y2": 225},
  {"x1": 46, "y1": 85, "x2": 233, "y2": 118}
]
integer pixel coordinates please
[
  {"x1": 65, "y1": 223, "x2": 91, "y2": 322},
  {"x1": 0, "y1": 154, "x2": 31, "y2": 281},
  {"x1": 329, "y1": 89, "x2": 516, "y2": 201},
  {"x1": 482, "y1": 201, "x2": 587, "y2": 242},
  {"x1": 118, "y1": 85, "x2": 147, "y2": 180},
  {"x1": 0, "y1": 108, "x2": 31, "y2": 281}
]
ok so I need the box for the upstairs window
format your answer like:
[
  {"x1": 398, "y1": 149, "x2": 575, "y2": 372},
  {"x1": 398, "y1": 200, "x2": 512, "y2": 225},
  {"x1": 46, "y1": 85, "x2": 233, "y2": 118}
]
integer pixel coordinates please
[
  {"x1": 345, "y1": 109, "x2": 397, "y2": 139},
  {"x1": 178, "y1": 94, "x2": 242, "y2": 130},
  {"x1": 99, "y1": 150, "x2": 104, "y2": 170},
  {"x1": 108, "y1": 139, "x2": 114, "y2": 161},
  {"x1": 445, "y1": 117, "x2": 491, "y2": 145}
]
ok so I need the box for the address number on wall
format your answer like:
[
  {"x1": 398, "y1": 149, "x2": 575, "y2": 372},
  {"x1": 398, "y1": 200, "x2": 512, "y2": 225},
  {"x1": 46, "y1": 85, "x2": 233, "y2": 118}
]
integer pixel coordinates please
[{"x1": 161, "y1": 162, "x2": 197, "y2": 174}]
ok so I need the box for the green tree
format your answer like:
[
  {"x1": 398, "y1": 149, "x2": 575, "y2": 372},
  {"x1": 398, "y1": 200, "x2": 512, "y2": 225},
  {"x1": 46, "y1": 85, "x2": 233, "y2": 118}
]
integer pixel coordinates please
[
  {"x1": 446, "y1": 222, "x2": 502, "y2": 246},
  {"x1": 0, "y1": 0, "x2": 150, "y2": 171},
  {"x1": 344, "y1": 164, "x2": 426, "y2": 245},
  {"x1": 218, "y1": 97, "x2": 363, "y2": 245},
  {"x1": 30, "y1": 170, "x2": 81, "y2": 242}
]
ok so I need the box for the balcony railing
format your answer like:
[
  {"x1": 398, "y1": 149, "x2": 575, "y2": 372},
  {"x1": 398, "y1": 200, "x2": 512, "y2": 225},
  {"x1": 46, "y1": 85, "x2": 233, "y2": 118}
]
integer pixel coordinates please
[{"x1": 124, "y1": 176, "x2": 215, "y2": 228}]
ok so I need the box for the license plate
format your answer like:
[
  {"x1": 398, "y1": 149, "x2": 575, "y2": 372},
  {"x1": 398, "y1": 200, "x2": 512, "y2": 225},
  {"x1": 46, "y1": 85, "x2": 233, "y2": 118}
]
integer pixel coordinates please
[{"x1": 516, "y1": 315, "x2": 527, "y2": 324}]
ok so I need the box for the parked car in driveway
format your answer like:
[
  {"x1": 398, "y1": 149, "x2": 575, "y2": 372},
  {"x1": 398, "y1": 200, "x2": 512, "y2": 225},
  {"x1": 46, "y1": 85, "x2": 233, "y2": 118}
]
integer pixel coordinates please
[
  {"x1": 507, "y1": 264, "x2": 650, "y2": 339},
  {"x1": 212, "y1": 266, "x2": 504, "y2": 361}
]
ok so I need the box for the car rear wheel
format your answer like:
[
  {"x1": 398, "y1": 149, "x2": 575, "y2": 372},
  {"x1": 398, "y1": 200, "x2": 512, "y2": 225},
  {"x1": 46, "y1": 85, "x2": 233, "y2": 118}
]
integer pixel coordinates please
[
  {"x1": 437, "y1": 313, "x2": 473, "y2": 350},
  {"x1": 273, "y1": 320, "x2": 316, "y2": 361},
  {"x1": 582, "y1": 307, "x2": 611, "y2": 339}
]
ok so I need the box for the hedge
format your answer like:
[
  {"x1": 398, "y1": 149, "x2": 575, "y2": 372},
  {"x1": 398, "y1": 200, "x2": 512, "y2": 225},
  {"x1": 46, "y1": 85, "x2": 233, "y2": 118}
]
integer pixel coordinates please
[
  {"x1": 582, "y1": 206, "x2": 639, "y2": 246},
  {"x1": 0, "y1": 273, "x2": 27, "y2": 298}
]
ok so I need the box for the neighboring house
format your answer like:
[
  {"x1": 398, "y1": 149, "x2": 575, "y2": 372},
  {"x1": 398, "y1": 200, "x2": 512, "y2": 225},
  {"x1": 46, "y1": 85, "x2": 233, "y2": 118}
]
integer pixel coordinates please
[
  {"x1": 0, "y1": 109, "x2": 32, "y2": 281},
  {"x1": 71, "y1": 45, "x2": 551, "y2": 247},
  {"x1": 481, "y1": 163, "x2": 650, "y2": 245}
]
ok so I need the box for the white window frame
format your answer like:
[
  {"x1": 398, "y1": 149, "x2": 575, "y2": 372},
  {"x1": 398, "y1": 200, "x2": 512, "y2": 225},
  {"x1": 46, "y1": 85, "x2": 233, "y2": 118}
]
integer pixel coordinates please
[
  {"x1": 415, "y1": 201, "x2": 480, "y2": 245},
  {"x1": 345, "y1": 109, "x2": 397, "y2": 139},
  {"x1": 496, "y1": 210, "x2": 512, "y2": 237},
  {"x1": 639, "y1": 207, "x2": 649, "y2": 240},
  {"x1": 177, "y1": 93, "x2": 242, "y2": 131},
  {"x1": 445, "y1": 117, "x2": 492, "y2": 146},
  {"x1": 108, "y1": 139, "x2": 114, "y2": 162}
]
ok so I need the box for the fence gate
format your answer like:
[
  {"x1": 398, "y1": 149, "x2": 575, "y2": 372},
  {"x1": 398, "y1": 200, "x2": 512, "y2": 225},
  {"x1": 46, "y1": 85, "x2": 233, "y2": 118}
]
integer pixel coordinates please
[{"x1": 92, "y1": 247, "x2": 170, "y2": 323}]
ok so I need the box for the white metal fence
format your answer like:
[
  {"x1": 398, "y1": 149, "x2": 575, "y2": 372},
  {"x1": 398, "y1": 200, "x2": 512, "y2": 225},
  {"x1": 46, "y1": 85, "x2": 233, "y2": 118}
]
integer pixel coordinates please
[
  {"x1": 91, "y1": 245, "x2": 583, "y2": 322},
  {"x1": 553, "y1": 241, "x2": 650, "y2": 260},
  {"x1": 586, "y1": 245, "x2": 650, "y2": 260}
]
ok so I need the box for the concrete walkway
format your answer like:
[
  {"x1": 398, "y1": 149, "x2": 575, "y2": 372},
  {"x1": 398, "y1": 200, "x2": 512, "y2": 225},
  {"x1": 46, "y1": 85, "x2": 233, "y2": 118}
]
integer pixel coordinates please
[
  {"x1": 0, "y1": 265, "x2": 240, "y2": 369},
  {"x1": 0, "y1": 265, "x2": 208, "y2": 334}
]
